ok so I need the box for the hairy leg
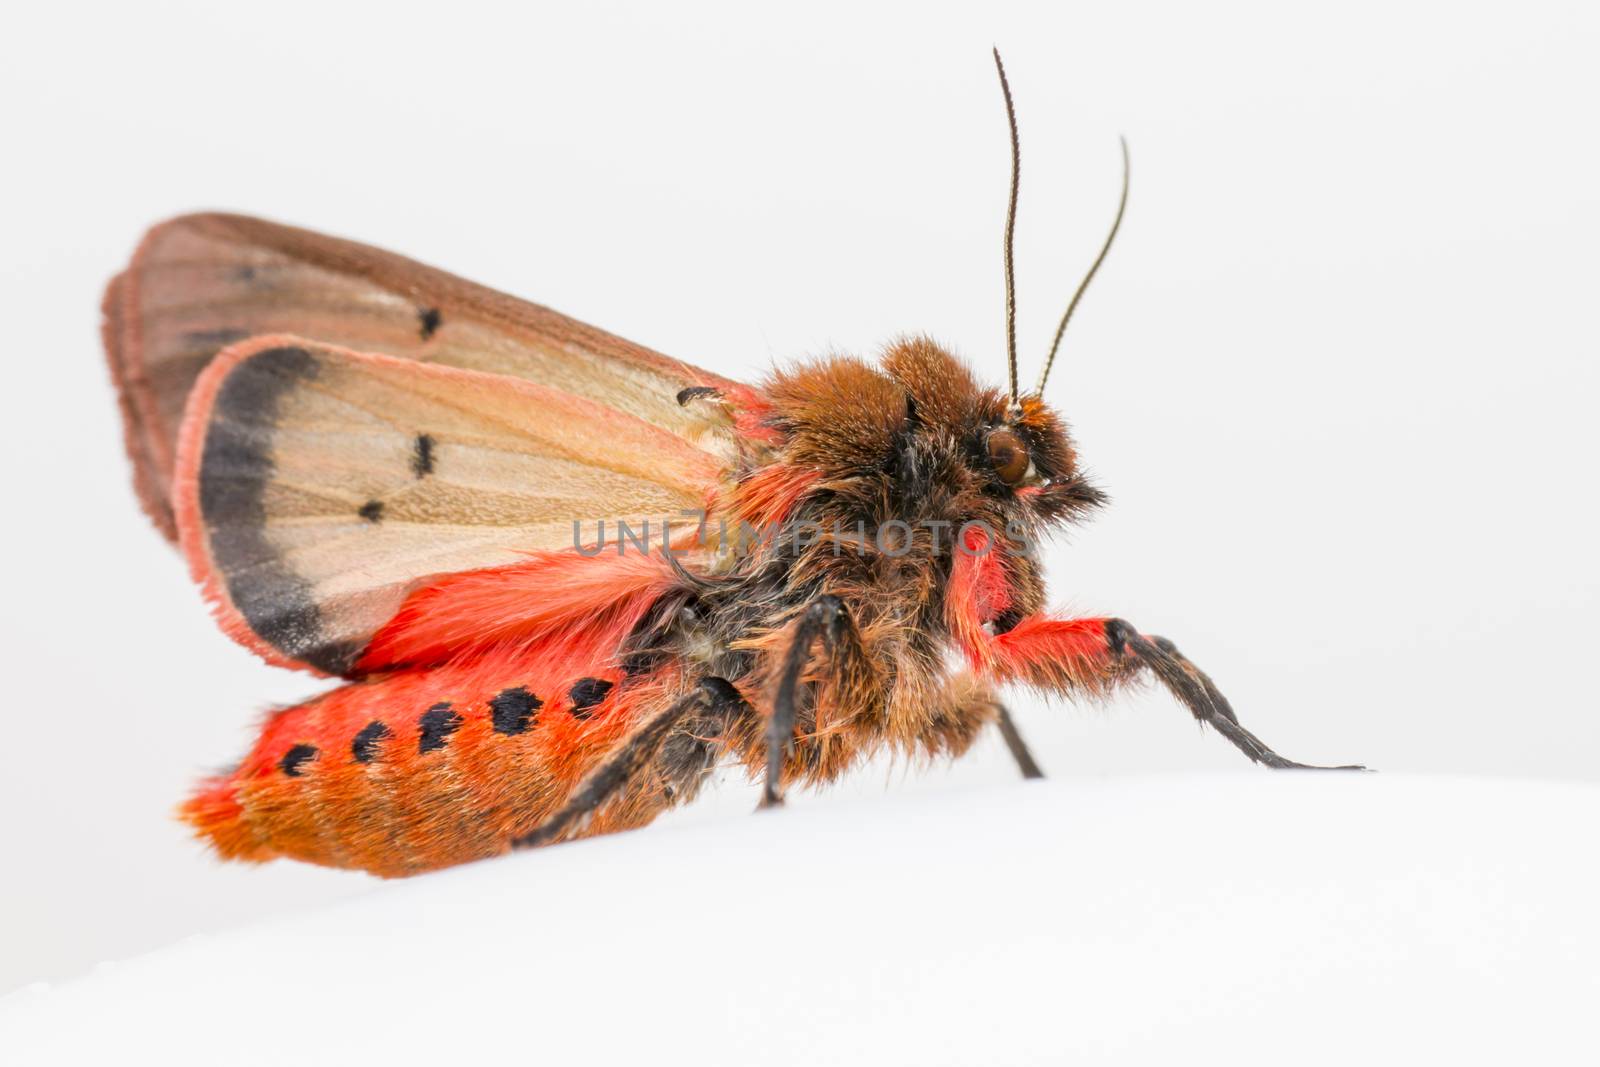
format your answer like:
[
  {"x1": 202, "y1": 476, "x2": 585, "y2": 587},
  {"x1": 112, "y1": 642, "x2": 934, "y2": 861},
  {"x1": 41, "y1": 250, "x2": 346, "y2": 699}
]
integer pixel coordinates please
[
  {"x1": 514, "y1": 677, "x2": 750, "y2": 848},
  {"x1": 988, "y1": 615, "x2": 1364, "y2": 771},
  {"x1": 992, "y1": 702, "x2": 1045, "y2": 779},
  {"x1": 760, "y1": 594, "x2": 878, "y2": 807}
]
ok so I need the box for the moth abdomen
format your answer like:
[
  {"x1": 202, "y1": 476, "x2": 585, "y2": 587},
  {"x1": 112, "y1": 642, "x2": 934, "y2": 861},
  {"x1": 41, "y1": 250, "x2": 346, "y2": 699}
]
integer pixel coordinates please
[{"x1": 180, "y1": 655, "x2": 650, "y2": 877}]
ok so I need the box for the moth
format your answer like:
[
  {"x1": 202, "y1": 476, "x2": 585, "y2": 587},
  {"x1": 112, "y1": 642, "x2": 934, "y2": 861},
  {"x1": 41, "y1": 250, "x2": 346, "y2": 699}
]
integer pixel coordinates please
[{"x1": 105, "y1": 53, "x2": 1359, "y2": 878}]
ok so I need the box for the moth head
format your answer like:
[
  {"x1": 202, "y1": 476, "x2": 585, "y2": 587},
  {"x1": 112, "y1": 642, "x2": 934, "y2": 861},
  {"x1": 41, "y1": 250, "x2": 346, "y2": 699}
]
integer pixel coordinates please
[{"x1": 879, "y1": 336, "x2": 1106, "y2": 530}]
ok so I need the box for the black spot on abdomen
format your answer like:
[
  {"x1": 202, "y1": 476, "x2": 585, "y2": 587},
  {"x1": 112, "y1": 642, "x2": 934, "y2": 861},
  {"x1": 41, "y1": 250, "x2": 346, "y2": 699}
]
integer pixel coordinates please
[
  {"x1": 359, "y1": 500, "x2": 384, "y2": 523},
  {"x1": 568, "y1": 678, "x2": 614, "y2": 720},
  {"x1": 418, "y1": 307, "x2": 442, "y2": 340},
  {"x1": 280, "y1": 744, "x2": 318, "y2": 776},
  {"x1": 418, "y1": 703, "x2": 463, "y2": 753},
  {"x1": 411, "y1": 433, "x2": 436, "y2": 478},
  {"x1": 351, "y1": 721, "x2": 391, "y2": 763},
  {"x1": 490, "y1": 687, "x2": 542, "y2": 735}
]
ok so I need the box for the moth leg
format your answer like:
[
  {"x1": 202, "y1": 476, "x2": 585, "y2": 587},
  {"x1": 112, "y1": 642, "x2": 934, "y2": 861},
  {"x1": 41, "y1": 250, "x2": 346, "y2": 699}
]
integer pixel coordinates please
[
  {"x1": 924, "y1": 682, "x2": 1042, "y2": 778},
  {"x1": 990, "y1": 616, "x2": 1364, "y2": 771},
  {"x1": 992, "y1": 702, "x2": 1044, "y2": 780},
  {"x1": 513, "y1": 677, "x2": 746, "y2": 849},
  {"x1": 761, "y1": 593, "x2": 873, "y2": 809},
  {"x1": 1108, "y1": 622, "x2": 1364, "y2": 770}
]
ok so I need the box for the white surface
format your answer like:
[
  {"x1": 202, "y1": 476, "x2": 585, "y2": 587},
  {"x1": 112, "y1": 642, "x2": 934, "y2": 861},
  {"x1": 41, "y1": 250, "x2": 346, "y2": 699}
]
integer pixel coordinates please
[
  {"x1": 3, "y1": 0, "x2": 1599, "y2": 995},
  {"x1": 5, "y1": 775, "x2": 1597, "y2": 1065}
]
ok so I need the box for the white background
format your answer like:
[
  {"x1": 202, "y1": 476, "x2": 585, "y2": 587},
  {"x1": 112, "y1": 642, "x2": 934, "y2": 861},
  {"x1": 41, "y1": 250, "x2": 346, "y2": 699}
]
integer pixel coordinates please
[
  {"x1": 2, "y1": 0, "x2": 1596, "y2": 996},
  {"x1": 9, "y1": 776, "x2": 1598, "y2": 1064}
]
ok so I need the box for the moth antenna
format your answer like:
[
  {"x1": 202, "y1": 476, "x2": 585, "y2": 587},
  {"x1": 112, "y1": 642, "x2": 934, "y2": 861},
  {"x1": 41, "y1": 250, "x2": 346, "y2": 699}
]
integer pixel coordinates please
[
  {"x1": 1035, "y1": 135, "x2": 1130, "y2": 397},
  {"x1": 993, "y1": 47, "x2": 1022, "y2": 408}
]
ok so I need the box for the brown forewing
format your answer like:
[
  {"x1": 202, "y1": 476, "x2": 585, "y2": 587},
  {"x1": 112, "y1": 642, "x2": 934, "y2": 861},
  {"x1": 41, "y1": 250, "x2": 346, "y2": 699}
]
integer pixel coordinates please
[{"x1": 104, "y1": 213, "x2": 738, "y2": 539}]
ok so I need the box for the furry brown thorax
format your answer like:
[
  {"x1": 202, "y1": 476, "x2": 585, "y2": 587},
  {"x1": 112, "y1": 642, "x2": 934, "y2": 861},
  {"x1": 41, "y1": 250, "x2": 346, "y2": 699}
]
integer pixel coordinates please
[
  {"x1": 615, "y1": 336, "x2": 1115, "y2": 791},
  {"x1": 753, "y1": 336, "x2": 1107, "y2": 622}
]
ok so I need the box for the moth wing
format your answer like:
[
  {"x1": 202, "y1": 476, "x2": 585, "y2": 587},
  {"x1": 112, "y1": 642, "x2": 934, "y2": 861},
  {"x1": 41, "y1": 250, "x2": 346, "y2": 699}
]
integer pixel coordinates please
[
  {"x1": 104, "y1": 212, "x2": 739, "y2": 540},
  {"x1": 176, "y1": 335, "x2": 724, "y2": 677}
]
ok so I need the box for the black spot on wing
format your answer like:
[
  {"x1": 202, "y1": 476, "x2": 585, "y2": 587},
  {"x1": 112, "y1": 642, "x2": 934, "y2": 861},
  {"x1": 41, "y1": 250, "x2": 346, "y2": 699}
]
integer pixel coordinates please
[
  {"x1": 490, "y1": 687, "x2": 542, "y2": 735},
  {"x1": 418, "y1": 703, "x2": 463, "y2": 753},
  {"x1": 418, "y1": 307, "x2": 442, "y2": 340},
  {"x1": 411, "y1": 433, "x2": 436, "y2": 478},
  {"x1": 676, "y1": 386, "x2": 721, "y2": 406},
  {"x1": 199, "y1": 346, "x2": 361, "y2": 676},
  {"x1": 280, "y1": 744, "x2": 318, "y2": 777},
  {"x1": 182, "y1": 328, "x2": 252, "y2": 350},
  {"x1": 351, "y1": 721, "x2": 391, "y2": 763},
  {"x1": 359, "y1": 500, "x2": 384, "y2": 523},
  {"x1": 567, "y1": 678, "x2": 614, "y2": 720}
]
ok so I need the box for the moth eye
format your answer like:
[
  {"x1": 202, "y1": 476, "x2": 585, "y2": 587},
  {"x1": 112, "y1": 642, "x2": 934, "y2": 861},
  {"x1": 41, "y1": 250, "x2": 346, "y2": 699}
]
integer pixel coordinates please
[{"x1": 986, "y1": 428, "x2": 1030, "y2": 486}]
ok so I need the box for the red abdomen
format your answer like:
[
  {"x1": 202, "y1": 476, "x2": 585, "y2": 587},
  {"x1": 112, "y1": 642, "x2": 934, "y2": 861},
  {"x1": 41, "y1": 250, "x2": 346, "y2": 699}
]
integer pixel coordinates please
[{"x1": 182, "y1": 648, "x2": 675, "y2": 877}]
